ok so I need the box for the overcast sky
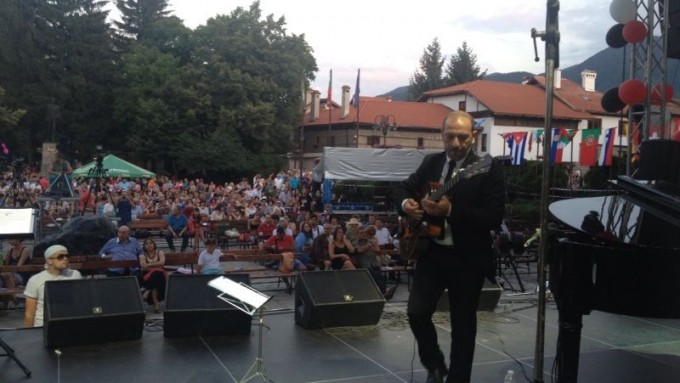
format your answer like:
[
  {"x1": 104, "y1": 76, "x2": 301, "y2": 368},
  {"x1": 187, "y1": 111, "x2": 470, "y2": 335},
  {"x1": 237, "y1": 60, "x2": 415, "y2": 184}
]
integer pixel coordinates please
[{"x1": 162, "y1": 0, "x2": 614, "y2": 96}]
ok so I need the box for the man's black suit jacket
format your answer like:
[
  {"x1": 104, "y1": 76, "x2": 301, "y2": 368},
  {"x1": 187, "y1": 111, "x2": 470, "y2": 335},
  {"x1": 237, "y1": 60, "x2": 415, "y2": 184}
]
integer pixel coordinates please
[{"x1": 393, "y1": 151, "x2": 506, "y2": 278}]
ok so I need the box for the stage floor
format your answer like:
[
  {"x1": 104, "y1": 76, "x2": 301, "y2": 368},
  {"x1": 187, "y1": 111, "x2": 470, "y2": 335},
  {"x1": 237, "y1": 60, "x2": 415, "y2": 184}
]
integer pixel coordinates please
[{"x1": 2, "y1": 274, "x2": 680, "y2": 382}]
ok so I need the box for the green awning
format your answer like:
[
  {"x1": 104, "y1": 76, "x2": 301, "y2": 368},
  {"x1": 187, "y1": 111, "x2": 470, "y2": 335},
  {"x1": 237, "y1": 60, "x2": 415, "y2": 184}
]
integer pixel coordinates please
[{"x1": 72, "y1": 154, "x2": 156, "y2": 179}]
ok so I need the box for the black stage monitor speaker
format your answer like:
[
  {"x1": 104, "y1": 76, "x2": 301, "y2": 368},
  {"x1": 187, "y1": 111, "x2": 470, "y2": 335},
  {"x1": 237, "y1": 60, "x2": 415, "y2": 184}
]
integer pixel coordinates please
[
  {"x1": 637, "y1": 139, "x2": 680, "y2": 186},
  {"x1": 295, "y1": 269, "x2": 385, "y2": 329},
  {"x1": 44, "y1": 276, "x2": 145, "y2": 348},
  {"x1": 164, "y1": 273, "x2": 252, "y2": 338},
  {"x1": 436, "y1": 279, "x2": 503, "y2": 312}
]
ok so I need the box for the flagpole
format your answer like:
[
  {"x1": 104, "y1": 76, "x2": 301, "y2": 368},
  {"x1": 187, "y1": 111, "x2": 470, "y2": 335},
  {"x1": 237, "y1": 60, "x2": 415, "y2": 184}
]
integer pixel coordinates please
[
  {"x1": 328, "y1": 69, "x2": 333, "y2": 133},
  {"x1": 532, "y1": 1, "x2": 559, "y2": 381},
  {"x1": 354, "y1": 69, "x2": 361, "y2": 148}
]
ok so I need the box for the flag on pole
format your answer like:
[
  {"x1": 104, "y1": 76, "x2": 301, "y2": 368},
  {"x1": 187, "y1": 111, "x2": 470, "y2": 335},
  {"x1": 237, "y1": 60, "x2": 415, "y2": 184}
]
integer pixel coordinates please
[
  {"x1": 535, "y1": 129, "x2": 544, "y2": 144},
  {"x1": 327, "y1": 69, "x2": 333, "y2": 106},
  {"x1": 579, "y1": 128, "x2": 601, "y2": 166},
  {"x1": 510, "y1": 132, "x2": 528, "y2": 165},
  {"x1": 550, "y1": 128, "x2": 574, "y2": 164},
  {"x1": 598, "y1": 127, "x2": 616, "y2": 166},
  {"x1": 351, "y1": 69, "x2": 360, "y2": 108},
  {"x1": 527, "y1": 129, "x2": 534, "y2": 152}
]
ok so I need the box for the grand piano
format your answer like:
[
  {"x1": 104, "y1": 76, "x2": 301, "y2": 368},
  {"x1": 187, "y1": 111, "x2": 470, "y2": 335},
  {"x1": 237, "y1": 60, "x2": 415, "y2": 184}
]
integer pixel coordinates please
[{"x1": 548, "y1": 139, "x2": 680, "y2": 382}]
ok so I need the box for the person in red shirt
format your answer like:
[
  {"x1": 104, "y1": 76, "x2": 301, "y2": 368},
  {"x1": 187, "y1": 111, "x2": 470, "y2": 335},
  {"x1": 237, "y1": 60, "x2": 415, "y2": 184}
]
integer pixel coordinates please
[
  {"x1": 38, "y1": 176, "x2": 49, "y2": 191},
  {"x1": 257, "y1": 215, "x2": 278, "y2": 239},
  {"x1": 263, "y1": 226, "x2": 307, "y2": 271}
]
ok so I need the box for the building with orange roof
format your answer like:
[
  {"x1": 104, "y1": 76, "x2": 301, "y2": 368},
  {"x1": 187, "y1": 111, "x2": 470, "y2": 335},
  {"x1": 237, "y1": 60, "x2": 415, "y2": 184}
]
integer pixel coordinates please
[
  {"x1": 296, "y1": 86, "x2": 452, "y2": 169},
  {"x1": 296, "y1": 69, "x2": 670, "y2": 169},
  {"x1": 419, "y1": 70, "x2": 627, "y2": 162}
]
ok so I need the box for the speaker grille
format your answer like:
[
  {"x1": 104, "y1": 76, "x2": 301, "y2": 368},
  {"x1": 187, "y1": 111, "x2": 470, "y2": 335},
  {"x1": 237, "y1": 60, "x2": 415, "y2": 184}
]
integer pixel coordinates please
[
  {"x1": 46, "y1": 277, "x2": 143, "y2": 318},
  {"x1": 165, "y1": 274, "x2": 249, "y2": 310},
  {"x1": 164, "y1": 273, "x2": 252, "y2": 337},
  {"x1": 295, "y1": 270, "x2": 385, "y2": 329},
  {"x1": 301, "y1": 270, "x2": 384, "y2": 304},
  {"x1": 44, "y1": 277, "x2": 145, "y2": 348}
]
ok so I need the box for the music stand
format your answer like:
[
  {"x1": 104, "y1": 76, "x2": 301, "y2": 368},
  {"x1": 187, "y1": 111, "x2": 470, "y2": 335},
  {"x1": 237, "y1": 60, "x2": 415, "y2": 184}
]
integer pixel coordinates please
[{"x1": 208, "y1": 276, "x2": 273, "y2": 383}]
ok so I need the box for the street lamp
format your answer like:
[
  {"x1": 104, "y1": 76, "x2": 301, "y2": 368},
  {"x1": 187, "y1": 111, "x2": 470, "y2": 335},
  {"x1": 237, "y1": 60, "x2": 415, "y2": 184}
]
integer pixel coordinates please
[{"x1": 373, "y1": 114, "x2": 397, "y2": 147}]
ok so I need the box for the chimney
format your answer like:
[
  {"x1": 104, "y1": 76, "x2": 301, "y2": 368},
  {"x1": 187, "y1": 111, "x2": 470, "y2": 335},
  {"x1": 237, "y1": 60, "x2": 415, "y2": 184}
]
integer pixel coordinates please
[
  {"x1": 581, "y1": 70, "x2": 597, "y2": 92},
  {"x1": 305, "y1": 89, "x2": 312, "y2": 108},
  {"x1": 554, "y1": 68, "x2": 562, "y2": 89},
  {"x1": 311, "y1": 90, "x2": 320, "y2": 121},
  {"x1": 340, "y1": 85, "x2": 350, "y2": 119}
]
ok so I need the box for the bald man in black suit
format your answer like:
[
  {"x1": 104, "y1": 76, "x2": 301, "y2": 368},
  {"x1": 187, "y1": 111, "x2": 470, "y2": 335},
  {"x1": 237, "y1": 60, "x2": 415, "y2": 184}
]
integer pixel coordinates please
[{"x1": 393, "y1": 110, "x2": 506, "y2": 383}]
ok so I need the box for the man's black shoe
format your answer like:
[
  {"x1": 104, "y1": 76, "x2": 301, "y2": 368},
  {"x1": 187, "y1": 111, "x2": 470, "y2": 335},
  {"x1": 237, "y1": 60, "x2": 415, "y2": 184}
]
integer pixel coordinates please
[{"x1": 425, "y1": 367, "x2": 447, "y2": 383}]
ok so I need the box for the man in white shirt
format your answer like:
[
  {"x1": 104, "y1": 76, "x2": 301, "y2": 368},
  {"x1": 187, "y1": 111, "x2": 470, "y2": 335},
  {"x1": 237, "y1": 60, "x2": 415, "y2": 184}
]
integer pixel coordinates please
[
  {"x1": 24, "y1": 245, "x2": 82, "y2": 327},
  {"x1": 374, "y1": 219, "x2": 393, "y2": 247}
]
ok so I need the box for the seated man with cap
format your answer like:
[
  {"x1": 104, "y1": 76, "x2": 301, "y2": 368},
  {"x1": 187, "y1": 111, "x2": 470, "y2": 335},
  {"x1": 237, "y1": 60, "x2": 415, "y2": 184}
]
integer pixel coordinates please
[{"x1": 24, "y1": 245, "x2": 82, "y2": 327}]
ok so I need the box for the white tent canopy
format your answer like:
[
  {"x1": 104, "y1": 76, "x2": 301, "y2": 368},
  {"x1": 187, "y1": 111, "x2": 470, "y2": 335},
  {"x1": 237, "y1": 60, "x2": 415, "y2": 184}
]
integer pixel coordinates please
[{"x1": 321, "y1": 147, "x2": 441, "y2": 181}]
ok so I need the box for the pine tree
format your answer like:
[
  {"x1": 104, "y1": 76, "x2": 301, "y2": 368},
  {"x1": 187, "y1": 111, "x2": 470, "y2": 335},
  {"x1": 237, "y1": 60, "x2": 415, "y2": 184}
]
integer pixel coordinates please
[
  {"x1": 444, "y1": 41, "x2": 486, "y2": 86},
  {"x1": 408, "y1": 38, "x2": 445, "y2": 101},
  {"x1": 114, "y1": 0, "x2": 172, "y2": 46}
]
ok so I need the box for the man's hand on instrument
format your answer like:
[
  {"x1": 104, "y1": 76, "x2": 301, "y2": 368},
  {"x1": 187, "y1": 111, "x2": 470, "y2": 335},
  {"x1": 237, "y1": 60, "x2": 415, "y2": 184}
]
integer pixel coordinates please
[
  {"x1": 403, "y1": 198, "x2": 423, "y2": 219},
  {"x1": 421, "y1": 196, "x2": 451, "y2": 217}
]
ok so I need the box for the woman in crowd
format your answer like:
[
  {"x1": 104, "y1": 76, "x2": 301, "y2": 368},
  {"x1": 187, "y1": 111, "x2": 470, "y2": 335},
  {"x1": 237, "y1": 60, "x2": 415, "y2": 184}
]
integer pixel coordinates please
[
  {"x1": 310, "y1": 234, "x2": 331, "y2": 270},
  {"x1": 192, "y1": 211, "x2": 205, "y2": 251},
  {"x1": 327, "y1": 227, "x2": 356, "y2": 270},
  {"x1": 2, "y1": 238, "x2": 31, "y2": 288},
  {"x1": 139, "y1": 239, "x2": 167, "y2": 313}
]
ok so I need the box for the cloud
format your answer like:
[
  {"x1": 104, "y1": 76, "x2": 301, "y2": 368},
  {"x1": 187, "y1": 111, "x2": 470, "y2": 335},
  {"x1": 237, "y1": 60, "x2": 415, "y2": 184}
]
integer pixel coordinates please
[{"x1": 160, "y1": 0, "x2": 616, "y2": 95}]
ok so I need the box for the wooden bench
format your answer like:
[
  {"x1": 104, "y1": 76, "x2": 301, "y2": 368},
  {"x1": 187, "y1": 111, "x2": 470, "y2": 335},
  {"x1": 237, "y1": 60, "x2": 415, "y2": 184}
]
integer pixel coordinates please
[{"x1": 129, "y1": 219, "x2": 167, "y2": 237}]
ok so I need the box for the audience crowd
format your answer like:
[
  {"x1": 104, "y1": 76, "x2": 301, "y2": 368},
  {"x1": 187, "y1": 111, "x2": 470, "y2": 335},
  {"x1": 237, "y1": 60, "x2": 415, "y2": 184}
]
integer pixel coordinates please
[{"x1": 1, "y1": 163, "x2": 402, "y2": 305}]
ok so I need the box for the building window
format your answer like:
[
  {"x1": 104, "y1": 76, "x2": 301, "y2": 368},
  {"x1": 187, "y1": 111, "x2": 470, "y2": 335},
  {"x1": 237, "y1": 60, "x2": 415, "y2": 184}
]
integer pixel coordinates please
[
  {"x1": 417, "y1": 137, "x2": 424, "y2": 147},
  {"x1": 313, "y1": 136, "x2": 320, "y2": 149},
  {"x1": 367, "y1": 135, "x2": 381, "y2": 146},
  {"x1": 481, "y1": 133, "x2": 487, "y2": 152},
  {"x1": 588, "y1": 119, "x2": 602, "y2": 129},
  {"x1": 458, "y1": 101, "x2": 466, "y2": 111}
]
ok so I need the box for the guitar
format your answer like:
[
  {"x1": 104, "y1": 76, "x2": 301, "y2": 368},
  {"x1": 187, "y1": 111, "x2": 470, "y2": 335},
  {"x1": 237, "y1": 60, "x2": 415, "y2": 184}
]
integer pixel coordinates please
[{"x1": 399, "y1": 155, "x2": 493, "y2": 261}]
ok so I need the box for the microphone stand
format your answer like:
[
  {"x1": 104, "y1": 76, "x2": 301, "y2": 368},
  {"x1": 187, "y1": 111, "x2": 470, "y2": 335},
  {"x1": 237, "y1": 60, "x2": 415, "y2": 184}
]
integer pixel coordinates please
[{"x1": 531, "y1": 1, "x2": 560, "y2": 382}]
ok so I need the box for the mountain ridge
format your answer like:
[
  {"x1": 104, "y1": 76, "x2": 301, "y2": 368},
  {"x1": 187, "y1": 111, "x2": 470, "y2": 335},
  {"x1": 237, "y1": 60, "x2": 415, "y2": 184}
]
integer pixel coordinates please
[{"x1": 380, "y1": 46, "x2": 680, "y2": 101}]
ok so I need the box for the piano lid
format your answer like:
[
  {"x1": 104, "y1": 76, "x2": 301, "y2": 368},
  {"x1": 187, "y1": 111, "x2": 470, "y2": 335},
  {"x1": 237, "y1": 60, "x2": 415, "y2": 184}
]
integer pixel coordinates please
[{"x1": 549, "y1": 193, "x2": 680, "y2": 249}]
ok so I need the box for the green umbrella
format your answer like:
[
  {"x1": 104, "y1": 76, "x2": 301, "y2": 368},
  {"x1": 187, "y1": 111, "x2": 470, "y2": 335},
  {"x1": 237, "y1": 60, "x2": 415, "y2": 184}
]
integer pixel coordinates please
[{"x1": 72, "y1": 154, "x2": 156, "y2": 179}]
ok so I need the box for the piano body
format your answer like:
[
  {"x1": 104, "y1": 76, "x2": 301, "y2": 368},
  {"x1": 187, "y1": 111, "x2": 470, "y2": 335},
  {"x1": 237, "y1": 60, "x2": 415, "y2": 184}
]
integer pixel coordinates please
[{"x1": 548, "y1": 139, "x2": 680, "y2": 382}]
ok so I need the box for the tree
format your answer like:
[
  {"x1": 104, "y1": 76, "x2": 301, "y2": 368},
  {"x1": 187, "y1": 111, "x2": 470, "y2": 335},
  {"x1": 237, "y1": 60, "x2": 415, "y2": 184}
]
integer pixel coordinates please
[
  {"x1": 0, "y1": 0, "x2": 117, "y2": 161},
  {"x1": 113, "y1": 44, "x2": 185, "y2": 170},
  {"x1": 114, "y1": 0, "x2": 171, "y2": 44},
  {"x1": 0, "y1": 86, "x2": 26, "y2": 157},
  {"x1": 408, "y1": 38, "x2": 445, "y2": 101},
  {"x1": 444, "y1": 41, "x2": 486, "y2": 86},
  {"x1": 181, "y1": 1, "x2": 317, "y2": 177}
]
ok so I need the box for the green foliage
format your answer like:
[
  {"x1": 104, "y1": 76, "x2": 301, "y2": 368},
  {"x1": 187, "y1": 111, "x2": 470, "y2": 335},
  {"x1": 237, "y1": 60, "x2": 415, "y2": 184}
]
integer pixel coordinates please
[
  {"x1": 408, "y1": 38, "x2": 445, "y2": 101},
  {"x1": 114, "y1": 0, "x2": 172, "y2": 44},
  {"x1": 581, "y1": 156, "x2": 626, "y2": 189},
  {"x1": 0, "y1": 0, "x2": 118, "y2": 161},
  {"x1": 444, "y1": 41, "x2": 487, "y2": 86},
  {"x1": 0, "y1": 0, "x2": 316, "y2": 178},
  {"x1": 0, "y1": 87, "x2": 26, "y2": 129},
  {"x1": 504, "y1": 161, "x2": 568, "y2": 223}
]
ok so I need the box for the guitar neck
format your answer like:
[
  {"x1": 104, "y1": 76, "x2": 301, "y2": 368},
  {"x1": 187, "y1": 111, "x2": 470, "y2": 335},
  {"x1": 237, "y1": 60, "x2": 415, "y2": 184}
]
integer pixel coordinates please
[{"x1": 431, "y1": 173, "x2": 460, "y2": 201}]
